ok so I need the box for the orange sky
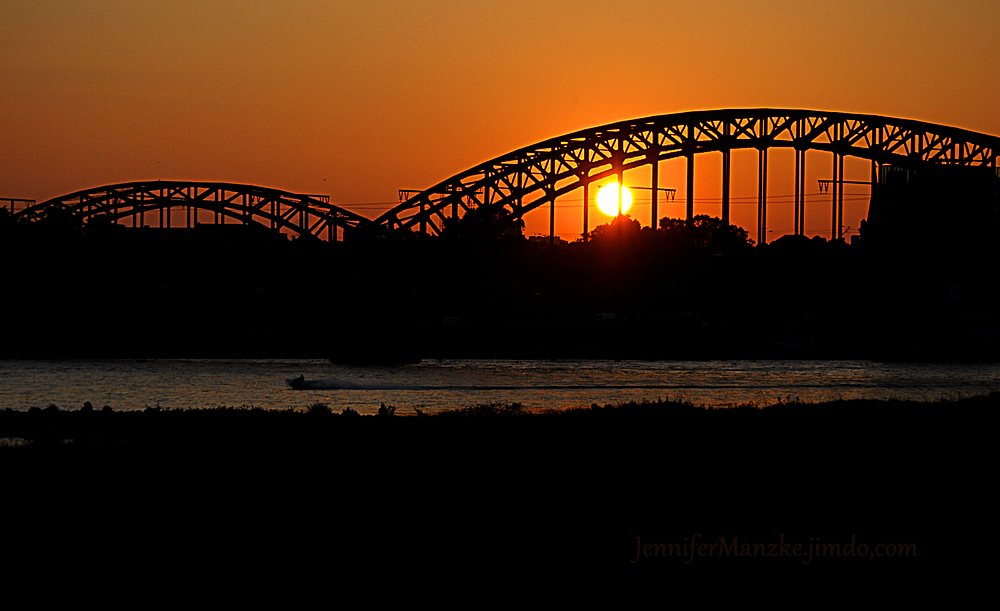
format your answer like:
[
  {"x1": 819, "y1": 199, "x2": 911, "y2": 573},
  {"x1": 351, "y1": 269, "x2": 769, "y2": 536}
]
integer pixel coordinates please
[{"x1": 3, "y1": 0, "x2": 999, "y2": 240}]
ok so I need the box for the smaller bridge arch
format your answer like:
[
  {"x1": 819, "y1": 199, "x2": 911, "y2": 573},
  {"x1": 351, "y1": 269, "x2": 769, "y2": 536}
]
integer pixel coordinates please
[{"x1": 13, "y1": 181, "x2": 373, "y2": 240}]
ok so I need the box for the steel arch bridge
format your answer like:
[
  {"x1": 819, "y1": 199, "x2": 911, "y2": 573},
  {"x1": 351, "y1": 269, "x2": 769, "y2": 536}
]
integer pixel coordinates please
[
  {"x1": 11, "y1": 181, "x2": 371, "y2": 240},
  {"x1": 379, "y1": 109, "x2": 1000, "y2": 244}
]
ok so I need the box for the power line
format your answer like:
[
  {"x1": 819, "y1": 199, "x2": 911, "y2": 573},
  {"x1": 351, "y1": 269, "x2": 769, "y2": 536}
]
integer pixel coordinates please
[{"x1": 333, "y1": 189, "x2": 873, "y2": 209}]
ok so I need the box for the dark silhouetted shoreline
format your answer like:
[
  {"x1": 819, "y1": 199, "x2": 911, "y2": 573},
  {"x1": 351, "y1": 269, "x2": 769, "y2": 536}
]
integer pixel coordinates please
[{"x1": 3, "y1": 395, "x2": 989, "y2": 588}]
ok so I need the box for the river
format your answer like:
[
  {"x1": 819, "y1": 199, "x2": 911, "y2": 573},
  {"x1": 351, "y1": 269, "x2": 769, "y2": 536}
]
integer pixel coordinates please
[{"x1": 2, "y1": 358, "x2": 998, "y2": 414}]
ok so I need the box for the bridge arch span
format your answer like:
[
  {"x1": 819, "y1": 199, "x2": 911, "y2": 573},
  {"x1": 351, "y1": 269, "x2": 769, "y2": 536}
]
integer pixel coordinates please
[
  {"x1": 379, "y1": 109, "x2": 1000, "y2": 243},
  {"x1": 12, "y1": 181, "x2": 372, "y2": 240}
]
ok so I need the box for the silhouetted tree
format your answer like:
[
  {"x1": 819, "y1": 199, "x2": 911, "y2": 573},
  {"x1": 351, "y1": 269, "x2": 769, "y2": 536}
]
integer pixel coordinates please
[
  {"x1": 441, "y1": 203, "x2": 524, "y2": 241},
  {"x1": 658, "y1": 215, "x2": 753, "y2": 252},
  {"x1": 586, "y1": 214, "x2": 641, "y2": 243}
]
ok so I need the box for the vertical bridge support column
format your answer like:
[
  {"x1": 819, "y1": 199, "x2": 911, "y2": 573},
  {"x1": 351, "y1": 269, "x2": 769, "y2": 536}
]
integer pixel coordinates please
[
  {"x1": 722, "y1": 148, "x2": 731, "y2": 226},
  {"x1": 794, "y1": 149, "x2": 800, "y2": 235},
  {"x1": 721, "y1": 121, "x2": 731, "y2": 226},
  {"x1": 616, "y1": 167, "x2": 624, "y2": 217},
  {"x1": 651, "y1": 153, "x2": 659, "y2": 229},
  {"x1": 549, "y1": 157, "x2": 556, "y2": 246},
  {"x1": 794, "y1": 147, "x2": 806, "y2": 235},
  {"x1": 549, "y1": 198, "x2": 555, "y2": 246},
  {"x1": 686, "y1": 153, "x2": 694, "y2": 221},
  {"x1": 838, "y1": 152, "x2": 845, "y2": 240},
  {"x1": 686, "y1": 123, "x2": 695, "y2": 221},
  {"x1": 758, "y1": 148, "x2": 768, "y2": 245},
  {"x1": 831, "y1": 148, "x2": 840, "y2": 240}
]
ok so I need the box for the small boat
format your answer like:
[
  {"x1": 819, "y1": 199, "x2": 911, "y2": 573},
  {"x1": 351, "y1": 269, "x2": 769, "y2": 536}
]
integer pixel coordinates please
[{"x1": 286, "y1": 376, "x2": 342, "y2": 390}]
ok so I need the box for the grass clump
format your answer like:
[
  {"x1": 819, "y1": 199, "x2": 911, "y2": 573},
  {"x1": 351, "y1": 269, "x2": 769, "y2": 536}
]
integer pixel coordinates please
[{"x1": 307, "y1": 402, "x2": 331, "y2": 415}]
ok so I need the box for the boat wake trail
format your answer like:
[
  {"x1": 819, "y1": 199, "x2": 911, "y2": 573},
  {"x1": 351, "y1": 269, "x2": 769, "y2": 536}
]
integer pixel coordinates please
[{"x1": 287, "y1": 377, "x2": 420, "y2": 391}]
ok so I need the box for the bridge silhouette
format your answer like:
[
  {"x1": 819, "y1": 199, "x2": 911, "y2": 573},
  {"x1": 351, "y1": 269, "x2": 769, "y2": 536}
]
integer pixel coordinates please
[
  {"x1": 11, "y1": 109, "x2": 1000, "y2": 245},
  {"x1": 9, "y1": 181, "x2": 369, "y2": 241}
]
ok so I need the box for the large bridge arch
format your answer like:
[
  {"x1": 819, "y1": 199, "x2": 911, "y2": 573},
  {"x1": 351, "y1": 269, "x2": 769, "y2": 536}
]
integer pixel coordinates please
[
  {"x1": 12, "y1": 181, "x2": 372, "y2": 240},
  {"x1": 378, "y1": 109, "x2": 1000, "y2": 244}
]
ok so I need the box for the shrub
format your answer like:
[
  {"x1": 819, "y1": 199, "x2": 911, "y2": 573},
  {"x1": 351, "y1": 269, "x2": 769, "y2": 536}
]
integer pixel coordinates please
[{"x1": 307, "y1": 402, "x2": 331, "y2": 415}]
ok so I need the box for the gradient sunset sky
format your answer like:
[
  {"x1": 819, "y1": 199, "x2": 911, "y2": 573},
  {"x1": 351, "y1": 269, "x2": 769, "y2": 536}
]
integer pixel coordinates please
[{"x1": 3, "y1": 0, "x2": 999, "y2": 239}]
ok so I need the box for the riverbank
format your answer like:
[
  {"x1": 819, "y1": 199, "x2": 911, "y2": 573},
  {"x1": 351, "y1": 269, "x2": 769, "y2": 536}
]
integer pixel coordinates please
[
  {"x1": 0, "y1": 393, "x2": 990, "y2": 445},
  {"x1": 3, "y1": 396, "x2": 988, "y2": 589}
]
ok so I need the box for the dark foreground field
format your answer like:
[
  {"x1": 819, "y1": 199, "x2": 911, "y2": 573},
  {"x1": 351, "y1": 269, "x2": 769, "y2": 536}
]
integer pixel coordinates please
[{"x1": 2, "y1": 397, "x2": 991, "y2": 596}]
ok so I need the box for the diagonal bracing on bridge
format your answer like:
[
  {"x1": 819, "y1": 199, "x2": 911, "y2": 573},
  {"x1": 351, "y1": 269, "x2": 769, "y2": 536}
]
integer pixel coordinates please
[
  {"x1": 10, "y1": 110, "x2": 999, "y2": 245},
  {"x1": 379, "y1": 109, "x2": 1000, "y2": 244},
  {"x1": 11, "y1": 181, "x2": 370, "y2": 240}
]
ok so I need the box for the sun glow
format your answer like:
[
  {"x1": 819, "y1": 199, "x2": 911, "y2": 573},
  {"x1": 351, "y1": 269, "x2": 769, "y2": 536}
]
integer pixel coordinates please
[{"x1": 596, "y1": 183, "x2": 632, "y2": 216}]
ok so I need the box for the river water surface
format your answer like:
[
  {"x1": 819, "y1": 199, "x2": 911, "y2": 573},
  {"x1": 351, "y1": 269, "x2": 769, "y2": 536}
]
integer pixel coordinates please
[{"x1": 2, "y1": 359, "x2": 998, "y2": 414}]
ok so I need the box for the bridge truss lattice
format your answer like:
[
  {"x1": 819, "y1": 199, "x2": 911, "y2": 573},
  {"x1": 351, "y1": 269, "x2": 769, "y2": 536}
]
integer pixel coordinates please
[
  {"x1": 11, "y1": 181, "x2": 369, "y2": 240},
  {"x1": 378, "y1": 109, "x2": 1000, "y2": 244}
]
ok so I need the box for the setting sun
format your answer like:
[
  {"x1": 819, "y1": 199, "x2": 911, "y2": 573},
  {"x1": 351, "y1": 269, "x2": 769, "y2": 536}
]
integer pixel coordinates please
[{"x1": 596, "y1": 183, "x2": 632, "y2": 216}]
